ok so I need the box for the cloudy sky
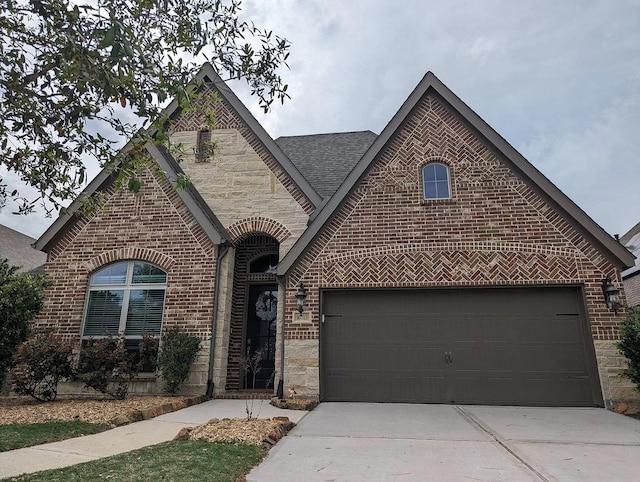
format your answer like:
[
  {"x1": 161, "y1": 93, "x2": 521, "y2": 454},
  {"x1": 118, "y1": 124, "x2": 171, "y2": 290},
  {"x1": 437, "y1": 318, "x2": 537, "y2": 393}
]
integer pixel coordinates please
[{"x1": 2, "y1": 0, "x2": 639, "y2": 244}]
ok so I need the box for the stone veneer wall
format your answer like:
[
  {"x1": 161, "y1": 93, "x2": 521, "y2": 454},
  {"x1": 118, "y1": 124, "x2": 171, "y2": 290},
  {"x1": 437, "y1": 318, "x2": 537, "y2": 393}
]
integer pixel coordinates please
[
  {"x1": 281, "y1": 93, "x2": 633, "y2": 405},
  {"x1": 36, "y1": 165, "x2": 218, "y2": 396},
  {"x1": 167, "y1": 84, "x2": 316, "y2": 394},
  {"x1": 169, "y1": 85, "x2": 313, "y2": 256}
]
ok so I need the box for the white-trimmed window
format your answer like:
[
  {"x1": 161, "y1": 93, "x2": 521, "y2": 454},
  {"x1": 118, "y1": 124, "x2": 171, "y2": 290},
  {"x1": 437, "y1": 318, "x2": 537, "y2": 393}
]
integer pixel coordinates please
[
  {"x1": 83, "y1": 261, "x2": 167, "y2": 354},
  {"x1": 422, "y1": 162, "x2": 451, "y2": 199}
]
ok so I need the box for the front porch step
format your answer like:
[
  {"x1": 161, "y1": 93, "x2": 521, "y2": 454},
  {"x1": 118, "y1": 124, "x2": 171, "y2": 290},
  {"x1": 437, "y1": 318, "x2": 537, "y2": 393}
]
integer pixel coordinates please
[{"x1": 215, "y1": 390, "x2": 274, "y2": 400}]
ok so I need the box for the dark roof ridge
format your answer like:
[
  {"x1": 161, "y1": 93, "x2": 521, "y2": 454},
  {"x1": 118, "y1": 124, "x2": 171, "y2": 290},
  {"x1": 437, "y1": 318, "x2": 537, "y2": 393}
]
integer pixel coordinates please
[{"x1": 276, "y1": 130, "x2": 377, "y2": 140}]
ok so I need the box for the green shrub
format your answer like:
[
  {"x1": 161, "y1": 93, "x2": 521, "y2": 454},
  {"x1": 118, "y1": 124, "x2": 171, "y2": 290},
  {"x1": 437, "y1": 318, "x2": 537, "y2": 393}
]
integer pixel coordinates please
[
  {"x1": 76, "y1": 335, "x2": 139, "y2": 400},
  {"x1": 157, "y1": 327, "x2": 201, "y2": 395},
  {"x1": 11, "y1": 332, "x2": 74, "y2": 401},
  {"x1": 0, "y1": 259, "x2": 50, "y2": 384},
  {"x1": 617, "y1": 308, "x2": 640, "y2": 391}
]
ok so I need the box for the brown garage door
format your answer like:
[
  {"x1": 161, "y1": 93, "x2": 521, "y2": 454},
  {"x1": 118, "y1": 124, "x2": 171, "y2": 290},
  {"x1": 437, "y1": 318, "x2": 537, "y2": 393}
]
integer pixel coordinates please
[{"x1": 321, "y1": 287, "x2": 602, "y2": 406}]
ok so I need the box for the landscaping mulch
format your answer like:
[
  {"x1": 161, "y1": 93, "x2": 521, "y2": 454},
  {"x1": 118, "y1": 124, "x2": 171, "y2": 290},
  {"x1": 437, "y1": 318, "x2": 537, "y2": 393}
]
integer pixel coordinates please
[
  {"x1": 0, "y1": 395, "x2": 195, "y2": 426},
  {"x1": 175, "y1": 417, "x2": 296, "y2": 448},
  {"x1": 612, "y1": 402, "x2": 640, "y2": 420}
]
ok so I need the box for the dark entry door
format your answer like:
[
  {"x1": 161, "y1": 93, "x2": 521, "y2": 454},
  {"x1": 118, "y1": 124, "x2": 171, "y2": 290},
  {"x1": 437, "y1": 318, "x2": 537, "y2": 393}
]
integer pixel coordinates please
[
  {"x1": 245, "y1": 285, "x2": 278, "y2": 389},
  {"x1": 321, "y1": 287, "x2": 602, "y2": 406}
]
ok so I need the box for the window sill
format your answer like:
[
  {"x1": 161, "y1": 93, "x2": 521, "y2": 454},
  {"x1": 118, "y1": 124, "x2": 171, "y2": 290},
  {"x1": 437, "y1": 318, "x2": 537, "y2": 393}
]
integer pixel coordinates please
[{"x1": 420, "y1": 198, "x2": 456, "y2": 206}]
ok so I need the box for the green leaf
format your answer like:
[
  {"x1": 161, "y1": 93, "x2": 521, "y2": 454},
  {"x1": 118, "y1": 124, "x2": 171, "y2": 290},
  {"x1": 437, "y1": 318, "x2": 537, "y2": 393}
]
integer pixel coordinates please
[
  {"x1": 128, "y1": 178, "x2": 142, "y2": 192},
  {"x1": 101, "y1": 25, "x2": 117, "y2": 48}
]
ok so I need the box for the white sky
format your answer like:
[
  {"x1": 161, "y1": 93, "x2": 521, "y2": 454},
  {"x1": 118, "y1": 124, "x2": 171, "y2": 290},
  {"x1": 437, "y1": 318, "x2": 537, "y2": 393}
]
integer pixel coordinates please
[{"x1": 2, "y1": 0, "x2": 639, "y2": 243}]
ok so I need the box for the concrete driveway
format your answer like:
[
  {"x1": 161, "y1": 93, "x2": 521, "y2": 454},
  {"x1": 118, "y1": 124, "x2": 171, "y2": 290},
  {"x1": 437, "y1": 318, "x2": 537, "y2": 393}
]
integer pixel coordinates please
[{"x1": 248, "y1": 403, "x2": 640, "y2": 481}]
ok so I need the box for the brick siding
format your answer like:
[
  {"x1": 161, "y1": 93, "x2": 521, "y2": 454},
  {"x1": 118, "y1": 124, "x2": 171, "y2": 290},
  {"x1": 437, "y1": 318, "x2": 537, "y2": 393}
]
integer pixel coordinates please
[
  {"x1": 35, "y1": 165, "x2": 218, "y2": 393},
  {"x1": 226, "y1": 234, "x2": 279, "y2": 390},
  {"x1": 281, "y1": 93, "x2": 630, "y2": 401}
]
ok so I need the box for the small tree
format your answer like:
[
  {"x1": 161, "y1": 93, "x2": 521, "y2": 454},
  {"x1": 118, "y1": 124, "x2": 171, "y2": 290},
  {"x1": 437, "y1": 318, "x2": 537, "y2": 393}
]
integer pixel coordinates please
[
  {"x1": 618, "y1": 308, "x2": 640, "y2": 391},
  {"x1": 0, "y1": 259, "x2": 50, "y2": 386},
  {"x1": 156, "y1": 327, "x2": 201, "y2": 395},
  {"x1": 12, "y1": 331, "x2": 74, "y2": 402}
]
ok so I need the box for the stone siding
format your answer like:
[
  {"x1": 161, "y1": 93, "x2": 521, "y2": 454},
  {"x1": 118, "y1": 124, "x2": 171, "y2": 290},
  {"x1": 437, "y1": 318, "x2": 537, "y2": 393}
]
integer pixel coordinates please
[{"x1": 170, "y1": 85, "x2": 313, "y2": 257}]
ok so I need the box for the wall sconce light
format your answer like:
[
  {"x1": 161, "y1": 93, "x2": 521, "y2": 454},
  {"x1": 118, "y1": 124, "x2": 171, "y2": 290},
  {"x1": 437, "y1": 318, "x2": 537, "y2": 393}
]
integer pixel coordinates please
[
  {"x1": 601, "y1": 277, "x2": 621, "y2": 312},
  {"x1": 295, "y1": 282, "x2": 307, "y2": 314}
]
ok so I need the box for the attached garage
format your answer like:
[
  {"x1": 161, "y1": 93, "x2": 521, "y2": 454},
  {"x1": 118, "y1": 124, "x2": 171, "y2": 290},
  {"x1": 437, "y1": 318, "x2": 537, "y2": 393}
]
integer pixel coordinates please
[{"x1": 320, "y1": 287, "x2": 603, "y2": 406}]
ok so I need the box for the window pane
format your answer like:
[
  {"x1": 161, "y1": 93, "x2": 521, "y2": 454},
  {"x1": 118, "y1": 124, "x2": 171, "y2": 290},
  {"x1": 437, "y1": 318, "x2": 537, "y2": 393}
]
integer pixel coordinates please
[
  {"x1": 423, "y1": 165, "x2": 436, "y2": 182},
  {"x1": 132, "y1": 262, "x2": 167, "y2": 284},
  {"x1": 424, "y1": 181, "x2": 437, "y2": 199},
  {"x1": 434, "y1": 163, "x2": 448, "y2": 181},
  {"x1": 249, "y1": 254, "x2": 278, "y2": 273},
  {"x1": 436, "y1": 181, "x2": 450, "y2": 198},
  {"x1": 91, "y1": 263, "x2": 128, "y2": 285},
  {"x1": 126, "y1": 289, "x2": 165, "y2": 336},
  {"x1": 84, "y1": 290, "x2": 123, "y2": 336}
]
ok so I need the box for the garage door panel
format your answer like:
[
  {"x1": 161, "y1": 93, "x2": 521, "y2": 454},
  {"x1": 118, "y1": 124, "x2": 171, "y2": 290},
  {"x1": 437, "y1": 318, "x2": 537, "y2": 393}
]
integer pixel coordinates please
[{"x1": 321, "y1": 287, "x2": 600, "y2": 406}]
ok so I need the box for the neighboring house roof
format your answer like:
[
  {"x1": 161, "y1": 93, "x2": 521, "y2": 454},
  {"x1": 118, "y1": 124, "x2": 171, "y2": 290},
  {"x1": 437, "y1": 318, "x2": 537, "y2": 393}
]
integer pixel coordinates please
[
  {"x1": 277, "y1": 71, "x2": 635, "y2": 275},
  {"x1": 276, "y1": 131, "x2": 378, "y2": 199},
  {"x1": 621, "y1": 222, "x2": 640, "y2": 279},
  {"x1": 0, "y1": 224, "x2": 47, "y2": 272}
]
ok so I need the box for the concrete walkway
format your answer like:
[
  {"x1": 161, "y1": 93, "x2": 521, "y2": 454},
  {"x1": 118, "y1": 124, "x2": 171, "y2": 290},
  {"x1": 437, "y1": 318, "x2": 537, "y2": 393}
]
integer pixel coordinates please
[
  {"x1": 248, "y1": 403, "x2": 640, "y2": 481},
  {"x1": 0, "y1": 399, "x2": 307, "y2": 480}
]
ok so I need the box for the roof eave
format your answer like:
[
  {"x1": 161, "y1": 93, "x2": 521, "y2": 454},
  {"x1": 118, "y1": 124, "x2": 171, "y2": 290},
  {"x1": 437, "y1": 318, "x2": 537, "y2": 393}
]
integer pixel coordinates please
[{"x1": 145, "y1": 143, "x2": 231, "y2": 245}]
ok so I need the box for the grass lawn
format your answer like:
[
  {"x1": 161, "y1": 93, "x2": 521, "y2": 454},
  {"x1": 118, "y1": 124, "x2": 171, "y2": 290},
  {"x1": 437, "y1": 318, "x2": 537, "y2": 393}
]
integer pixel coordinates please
[
  {"x1": 5, "y1": 441, "x2": 266, "y2": 482},
  {"x1": 0, "y1": 421, "x2": 110, "y2": 452}
]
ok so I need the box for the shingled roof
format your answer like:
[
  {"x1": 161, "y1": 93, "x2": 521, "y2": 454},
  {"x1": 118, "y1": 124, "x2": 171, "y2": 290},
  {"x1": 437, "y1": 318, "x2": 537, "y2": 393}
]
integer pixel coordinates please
[
  {"x1": 621, "y1": 221, "x2": 640, "y2": 279},
  {"x1": 0, "y1": 224, "x2": 47, "y2": 272},
  {"x1": 276, "y1": 131, "x2": 377, "y2": 198}
]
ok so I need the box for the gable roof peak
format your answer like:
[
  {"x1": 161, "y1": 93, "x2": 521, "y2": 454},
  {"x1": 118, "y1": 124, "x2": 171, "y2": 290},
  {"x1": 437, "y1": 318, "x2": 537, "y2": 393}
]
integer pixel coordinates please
[{"x1": 276, "y1": 69, "x2": 635, "y2": 275}]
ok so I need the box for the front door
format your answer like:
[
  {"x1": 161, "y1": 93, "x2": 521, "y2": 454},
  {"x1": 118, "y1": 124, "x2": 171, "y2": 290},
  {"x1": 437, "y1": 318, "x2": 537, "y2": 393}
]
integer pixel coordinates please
[{"x1": 244, "y1": 284, "x2": 278, "y2": 389}]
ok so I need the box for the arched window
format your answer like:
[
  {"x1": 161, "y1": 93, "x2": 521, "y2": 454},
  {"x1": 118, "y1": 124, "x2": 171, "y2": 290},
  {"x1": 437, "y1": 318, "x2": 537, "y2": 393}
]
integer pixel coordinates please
[
  {"x1": 422, "y1": 162, "x2": 451, "y2": 200},
  {"x1": 249, "y1": 253, "x2": 279, "y2": 274},
  {"x1": 83, "y1": 261, "x2": 167, "y2": 359}
]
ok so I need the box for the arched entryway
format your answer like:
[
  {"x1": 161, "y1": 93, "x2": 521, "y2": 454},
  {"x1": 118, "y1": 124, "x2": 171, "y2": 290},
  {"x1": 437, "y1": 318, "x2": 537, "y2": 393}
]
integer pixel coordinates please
[{"x1": 226, "y1": 234, "x2": 279, "y2": 390}]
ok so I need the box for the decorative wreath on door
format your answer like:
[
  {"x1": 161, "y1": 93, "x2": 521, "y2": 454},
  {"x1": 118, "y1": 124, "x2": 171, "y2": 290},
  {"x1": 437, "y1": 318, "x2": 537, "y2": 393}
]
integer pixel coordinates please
[{"x1": 256, "y1": 293, "x2": 277, "y2": 322}]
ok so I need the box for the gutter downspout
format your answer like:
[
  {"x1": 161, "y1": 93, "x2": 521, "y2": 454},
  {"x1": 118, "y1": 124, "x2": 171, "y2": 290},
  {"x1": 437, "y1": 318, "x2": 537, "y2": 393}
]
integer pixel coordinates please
[
  {"x1": 206, "y1": 244, "x2": 231, "y2": 399},
  {"x1": 276, "y1": 275, "x2": 286, "y2": 399}
]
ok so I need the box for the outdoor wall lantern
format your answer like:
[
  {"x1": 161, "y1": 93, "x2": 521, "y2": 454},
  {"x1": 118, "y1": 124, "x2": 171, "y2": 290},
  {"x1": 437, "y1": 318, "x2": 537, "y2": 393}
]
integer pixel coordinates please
[
  {"x1": 601, "y1": 277, "x2": 621, "y2": 312},
  {"x1": 295, "y1": 282, "x2": 307, "y2": 314}
]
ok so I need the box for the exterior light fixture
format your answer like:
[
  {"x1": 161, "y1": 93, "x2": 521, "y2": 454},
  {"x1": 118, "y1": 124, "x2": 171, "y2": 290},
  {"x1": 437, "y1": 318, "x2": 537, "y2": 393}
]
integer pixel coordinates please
[
  {"x1": 295, "y1": 282, "x2": 307, "y2": 314},
  {"x1": 601, "y1": 277, "x2": 621, "y2": 312}
]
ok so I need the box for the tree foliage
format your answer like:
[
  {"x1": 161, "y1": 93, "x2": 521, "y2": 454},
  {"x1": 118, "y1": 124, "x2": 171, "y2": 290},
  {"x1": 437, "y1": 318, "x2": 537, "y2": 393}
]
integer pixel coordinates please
[
  {"x1": 618, "y1": 308, "x2": 640, "y2": 392},
  {"x1": 0, "y1": 0, "x2": 290, "y2": 215},
  {"x1": 0, "y1": 259, "x2": 50, "y2": 376}
]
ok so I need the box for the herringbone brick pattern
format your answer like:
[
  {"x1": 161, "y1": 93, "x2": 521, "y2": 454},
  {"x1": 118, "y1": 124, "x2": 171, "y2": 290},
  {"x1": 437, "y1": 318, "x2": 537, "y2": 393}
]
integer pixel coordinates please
[
  {"x1": 322, "y1": 245, "x2": 579, "y2": 286},
  {"x1": 284, "y1": 93, "x2": 624, "y2": 342}
]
